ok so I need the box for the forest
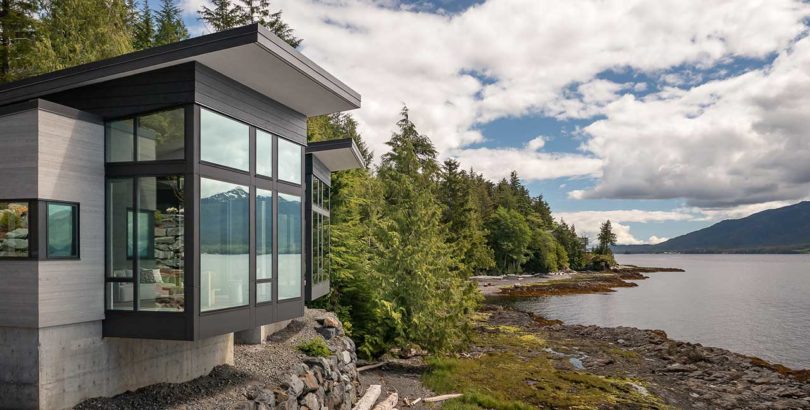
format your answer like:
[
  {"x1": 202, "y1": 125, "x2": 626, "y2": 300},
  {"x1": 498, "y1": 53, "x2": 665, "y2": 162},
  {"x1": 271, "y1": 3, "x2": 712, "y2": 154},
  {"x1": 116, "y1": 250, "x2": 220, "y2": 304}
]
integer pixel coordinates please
[{"x1": 0, "y1": 0, "x2": 618, "y2": 357}]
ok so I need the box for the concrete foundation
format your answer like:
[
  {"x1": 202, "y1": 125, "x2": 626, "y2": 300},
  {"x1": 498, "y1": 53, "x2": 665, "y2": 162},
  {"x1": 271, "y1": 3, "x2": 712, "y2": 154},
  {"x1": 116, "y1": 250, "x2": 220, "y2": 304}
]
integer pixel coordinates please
[
  {"x1": 234, "y1": 320, "x2": 293, "y2": 345},
  {"x1": 0, "y1": 321, "x2": 233, "y2": 409}
]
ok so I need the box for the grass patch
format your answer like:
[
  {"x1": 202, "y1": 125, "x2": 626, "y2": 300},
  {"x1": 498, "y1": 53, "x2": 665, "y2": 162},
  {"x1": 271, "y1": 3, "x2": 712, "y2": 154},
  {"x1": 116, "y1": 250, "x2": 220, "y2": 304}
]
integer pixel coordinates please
[
  {"x1": 297, "y1": 337, "x2": 331, "y2": 357},
  {"x1": 423, "y1": 326, "x2": 667, "y2": 409}
]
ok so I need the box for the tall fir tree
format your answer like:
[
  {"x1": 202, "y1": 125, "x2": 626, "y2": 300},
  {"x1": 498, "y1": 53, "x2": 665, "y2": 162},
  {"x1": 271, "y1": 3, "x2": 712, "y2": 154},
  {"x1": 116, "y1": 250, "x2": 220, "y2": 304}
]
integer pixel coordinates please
[
  {"x1": 439, "y1": 159, "x2": 495, "y2": 275},
  {"x1": 0, "y1": 0, "x2": 40, "y2": 83},
  {"x1": 375, "y1": 107, "x2": 479, "y2": 353},
  {"x1": 133, "y1": 0, "x2": 155, "y2": 50},
  {"x1": 234, "y1": 0, "x2": 301, "y2": 47},
  {"x1": 198, "y1": 0, "x2": 243, "y2": 32},
  {"x1": 35, "y1": 0, "x2": 134, "y2": 72},
  {"x1": 154, "y1": 0, "x2": 187, "y2": 46}
]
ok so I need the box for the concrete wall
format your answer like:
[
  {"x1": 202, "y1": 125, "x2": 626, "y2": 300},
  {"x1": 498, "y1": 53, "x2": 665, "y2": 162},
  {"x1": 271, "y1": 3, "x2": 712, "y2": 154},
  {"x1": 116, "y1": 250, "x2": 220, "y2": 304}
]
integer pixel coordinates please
[{"x1": 37, "y1": 321, "x2": 233, "y2": 409}]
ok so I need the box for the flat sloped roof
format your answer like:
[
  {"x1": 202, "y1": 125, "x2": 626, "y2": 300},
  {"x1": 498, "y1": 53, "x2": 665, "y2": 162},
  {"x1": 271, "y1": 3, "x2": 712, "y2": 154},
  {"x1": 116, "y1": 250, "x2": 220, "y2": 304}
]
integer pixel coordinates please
[
  {"x1": 0, "y1": 24, "x2": 360, "y2": 116},
  {"x1": 307, "y1": 138, "x2": 365, "y2": 171}
]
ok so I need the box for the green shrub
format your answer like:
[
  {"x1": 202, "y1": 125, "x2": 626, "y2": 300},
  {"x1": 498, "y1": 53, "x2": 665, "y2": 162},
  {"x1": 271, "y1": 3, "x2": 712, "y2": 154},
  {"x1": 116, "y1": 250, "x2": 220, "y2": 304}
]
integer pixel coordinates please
[{"x1": 297, "y1": 337, "x2": 331, "y2": 357}]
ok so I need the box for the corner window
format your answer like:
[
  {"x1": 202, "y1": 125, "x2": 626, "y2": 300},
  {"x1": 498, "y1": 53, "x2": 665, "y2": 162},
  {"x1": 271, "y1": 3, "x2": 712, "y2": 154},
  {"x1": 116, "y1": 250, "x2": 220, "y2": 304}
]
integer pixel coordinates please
[
  {"x1": 105, "y1": 107, "x2": 185, "y2": 163},
  {"x1": 46, "y1": 202, "x2": 78, "y2": 259},
  {"x1": 200, "y1": 177, "x2": 249, "y2": 312},
  {"x1": 278, "y1": 138, "x2": 302, "y2": 184},
  {"x1": 278, "y1": 193, "x2": 301, "y2": 300},
  {"x1": 200, "y1": 108, "x2": 249, "y2": 171},
  {"x1": 105, "y1": 177, "x2": 185, "y2": 312},
  {"x1": 0, "y1": 201, "x2": 30, "y2": 258},
  {"x1": 256, "y1": 189, "x2": 273, "y2": 303}
]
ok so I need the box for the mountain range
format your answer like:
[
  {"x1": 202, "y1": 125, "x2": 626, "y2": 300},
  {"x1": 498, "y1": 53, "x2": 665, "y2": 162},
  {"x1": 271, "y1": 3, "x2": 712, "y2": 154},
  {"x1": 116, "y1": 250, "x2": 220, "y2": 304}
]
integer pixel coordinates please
[{"x1": 613, "y1": 201, "x2": 810, "y2": 254}]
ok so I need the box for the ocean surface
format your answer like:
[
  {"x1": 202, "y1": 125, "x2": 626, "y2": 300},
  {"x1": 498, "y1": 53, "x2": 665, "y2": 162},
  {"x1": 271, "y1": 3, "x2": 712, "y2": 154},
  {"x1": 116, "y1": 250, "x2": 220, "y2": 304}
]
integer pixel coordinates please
[{"x1": 503, "y1": 254, "x2": 810, "y2": 368}]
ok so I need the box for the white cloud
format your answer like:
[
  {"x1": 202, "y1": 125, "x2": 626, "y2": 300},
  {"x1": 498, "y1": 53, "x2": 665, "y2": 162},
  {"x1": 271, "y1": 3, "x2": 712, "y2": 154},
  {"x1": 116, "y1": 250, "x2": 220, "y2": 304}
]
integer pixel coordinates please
[
  {"x1": 647, "y1": 235, "x2": 669, "y2": 244},
  {"x1": 579, "y1": 35, "x2": 810, "y2": 207},
  {"x1": 269, "y1": 0, "x2": 810, "y2": 183},
  {"x1": 449, "y1": 145, "x2": 602, "y2": 182}
]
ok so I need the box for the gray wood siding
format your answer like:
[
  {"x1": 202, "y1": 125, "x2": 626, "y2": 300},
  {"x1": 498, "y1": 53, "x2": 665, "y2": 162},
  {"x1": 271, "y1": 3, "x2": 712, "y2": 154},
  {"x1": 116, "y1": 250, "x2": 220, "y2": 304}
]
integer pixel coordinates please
[
  {"x1": 194, "y1": 63, "x2": 307, "y2": 145},
  {"x1": 46, "y1": 63, "x2": 196, "y2": 119},
  {"x1": 37, "y1": 110, "x2": 105, "y2": 327},
  {"x1": 0, "y1": 109, "x2": 39, "y2": 328}
]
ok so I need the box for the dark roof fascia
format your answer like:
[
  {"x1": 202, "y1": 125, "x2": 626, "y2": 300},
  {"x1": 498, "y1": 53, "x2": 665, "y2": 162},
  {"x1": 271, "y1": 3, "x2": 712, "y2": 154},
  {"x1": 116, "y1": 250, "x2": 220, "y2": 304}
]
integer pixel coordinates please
[
  {"x1": 255, "y1": 25, "x2": 361, "y2": 107},
  {"x1": 0, "y1": 25, "x2": 259, "y2": 107},
  {"x1": 0, "y1": 99, "x2": 102, "y2": 124},
  {"x1": 306, "y1": 138, "x2": 366, "y2": 168}
]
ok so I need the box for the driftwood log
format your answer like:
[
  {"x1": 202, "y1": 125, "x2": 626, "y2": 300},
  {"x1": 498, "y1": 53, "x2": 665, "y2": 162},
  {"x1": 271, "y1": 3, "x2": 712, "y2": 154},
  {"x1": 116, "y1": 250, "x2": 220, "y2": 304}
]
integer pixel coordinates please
[
  {"x1": 357, "y1": 361, "x2": 388, "y2": 372},
  {"x1": 423, "y1": 393, "x2": 463, "y2": 403},
  {"x1": 371, "y1": 392, "x2": 398, "y2": 410},
  {"x1": 353, "y1": 385, "x2": 382, "y2": 410}
]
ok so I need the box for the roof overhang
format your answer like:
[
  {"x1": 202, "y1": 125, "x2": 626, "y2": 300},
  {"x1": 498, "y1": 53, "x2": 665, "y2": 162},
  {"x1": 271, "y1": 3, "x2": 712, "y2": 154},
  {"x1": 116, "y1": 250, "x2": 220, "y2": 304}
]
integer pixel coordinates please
[
  {"x1": 0, "y1": 24, "x2": 360, "y2": 116},
  {"x1": 307, "y1": 138, "x2": 365, "y2": 171}
]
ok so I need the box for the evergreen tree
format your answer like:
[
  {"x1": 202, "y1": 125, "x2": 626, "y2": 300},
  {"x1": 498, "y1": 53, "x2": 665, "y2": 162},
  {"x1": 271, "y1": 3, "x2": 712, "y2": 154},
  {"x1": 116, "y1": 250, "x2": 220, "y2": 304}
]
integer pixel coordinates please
[
  {"x1": 596, "y1": 220, "x2": 617, "y2": 255},
  {"x1": 487, "y1": 207, "x2": 532, "y2": 272},
  {"x1": 0, "y1": 0, "x2": 39, "y2": 83},
  {"x1": 35, "y1": 0, "x2": 134, "y2": 72},
  {"x1": 532, "y1": 194, "x2": 554, "y2": 228},
  {"x1": 439, "y1": 159, "x2": 495, "y2": 275},
  {"x1": 235, "y1": 0, "x2": 301, "y2": 47},
  {"x1": 133, "y1": 0, "x2": 155, "y2": 50},
  {"x1": 375, "y1": 107, "x2": 479, "y2": 353},
  {"x1": 198, "y1": 0, "x2": 242, "y2": 32},
  {"x1": 154, "y1": 0, "x2": 187, "y2": 46}
]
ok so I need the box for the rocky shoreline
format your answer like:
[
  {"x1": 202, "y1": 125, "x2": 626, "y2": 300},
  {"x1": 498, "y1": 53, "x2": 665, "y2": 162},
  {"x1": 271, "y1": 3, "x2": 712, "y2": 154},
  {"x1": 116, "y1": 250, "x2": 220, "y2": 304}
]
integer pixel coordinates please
[
  {"x1": 496, "y1": 265, "x2": 684, "y2": 297},
  {"x1": 482, "y1": 305, "x2": 810, "y2": 409}
]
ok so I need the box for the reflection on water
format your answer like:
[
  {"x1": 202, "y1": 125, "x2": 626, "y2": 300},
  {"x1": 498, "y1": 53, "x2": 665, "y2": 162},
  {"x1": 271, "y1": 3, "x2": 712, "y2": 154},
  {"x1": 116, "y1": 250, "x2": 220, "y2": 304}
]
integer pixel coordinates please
[{"x1": 504, "y1": 254, "x2": 810, "y2": 368}]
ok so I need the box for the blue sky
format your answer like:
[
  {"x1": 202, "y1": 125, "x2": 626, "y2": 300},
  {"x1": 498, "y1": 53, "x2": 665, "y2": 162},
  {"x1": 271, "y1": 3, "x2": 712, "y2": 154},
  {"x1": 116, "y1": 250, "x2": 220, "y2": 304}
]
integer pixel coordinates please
[{"x1": 177, "y1": 0, "x2": 810, "y2": 244}]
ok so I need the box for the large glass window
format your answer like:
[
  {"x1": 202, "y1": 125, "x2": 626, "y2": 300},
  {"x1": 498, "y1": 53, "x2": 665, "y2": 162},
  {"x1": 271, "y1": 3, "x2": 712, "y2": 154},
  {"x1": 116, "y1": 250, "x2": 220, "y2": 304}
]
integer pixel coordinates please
[
  {"x1": 106, "y1": 177, "x2": 185, "y2": 311},
  {"x1": 200, "y1": 109, "x2": 249, "y2": 171},
  {"x1": 0, "y1": 201, "x2": 30, "y2": 257},
  {"x1": 46, "y1": 202, "x2": 78, "y2": 259},
  {"x1": 278, "y1": 193, "x2": 302, "y2": 300},
  {"x1": 107, "y1": 178, "x2": 133, "y2": 279},
  {"x1": 200, "y1": 178, "x2": 249, "y2": 311},
  {"x1": 106, "y1": 119, "x2": 134, "y2": 162},
  {"x1": 138, "y1": 108, "x2": 185, "y2": 161},
  {"x1": 256, "y1": 130, "x2": 273, "y2": 177},
  {"x1": 138, "y1": 176, "x2": 185, "y2": 311},
  {"x1": 257, "y1": 189, "x2": 273, "y2": 303},
  {"x1": 105, "y1": 108, "x2": 184, "y2": 163},
  {"x1": 278, "y1": 138, "x2": 302, "y2": 184},
  {"x1": 312, "y1": 213, "x2": 330, "y2": 285}
]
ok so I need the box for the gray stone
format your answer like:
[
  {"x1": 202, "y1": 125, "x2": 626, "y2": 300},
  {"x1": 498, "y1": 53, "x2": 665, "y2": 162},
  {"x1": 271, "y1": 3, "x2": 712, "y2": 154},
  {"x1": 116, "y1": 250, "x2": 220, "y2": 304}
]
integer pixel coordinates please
[
  {"x1": 317, "y1": 327, "x2": 337, "y2": 340},
  {"x1": 341, "y1": 351, "x2": 351, "y2": 364},
  {"x1": 301, "y1": 393, "x2": 319, "y2": 410},
  {"x1": 286, "y1": 374, "x2": 305, "y2": 396},
  {"x1": 231, "y1": 401, "x2": 256, "y2": 410},
  {"x1": 3, "y1": 238, "x2": 28, "y2": 250},
  {"x1": 293, "y1": 363, "x2": 310, "y2": 376},
  {"x1": 5, "y1": 228, "x2": 28, "y2": 239}
]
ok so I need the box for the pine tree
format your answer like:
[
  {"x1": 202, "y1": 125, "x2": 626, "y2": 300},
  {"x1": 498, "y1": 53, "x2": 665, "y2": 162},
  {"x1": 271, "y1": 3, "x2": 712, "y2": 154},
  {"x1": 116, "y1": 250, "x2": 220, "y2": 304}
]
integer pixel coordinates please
[
  {"x1": 596, "y1": 220, "x2": 617, "y2": 255},
  {"x1": 0, "y1": 0, "x2": 39, "y2": 83},
  {"x1": 439, "y1": 159, "x2": 495, "y2": 275},
  {"x1": 154, "y1": 0, "x2": 187, "y2": 46},
  {"x1": 198, "y1": 0, "x2": 243, "y2": 32},
  {"x1": 133, "y1": 0, "x2": 155, "y2": 50},
  {"x1": 375, "y1": 107, "x2": 479, "y2": 353},
  {"x1": 234, "y1": 0, "x2": 301, "y2": 47},
  {"x1": 34, "y1": 0, "x2": 134, "y2": 72},
  {"x1": 487, "y1": 207, "x2": 532, "y2": 272}
]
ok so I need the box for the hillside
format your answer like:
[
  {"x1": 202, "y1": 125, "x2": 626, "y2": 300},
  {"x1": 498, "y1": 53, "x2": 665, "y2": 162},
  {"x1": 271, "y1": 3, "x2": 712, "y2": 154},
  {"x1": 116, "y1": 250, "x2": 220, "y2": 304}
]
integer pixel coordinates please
[{"x1": 613, "y1": 201, "x2": 810, "y2": 254}]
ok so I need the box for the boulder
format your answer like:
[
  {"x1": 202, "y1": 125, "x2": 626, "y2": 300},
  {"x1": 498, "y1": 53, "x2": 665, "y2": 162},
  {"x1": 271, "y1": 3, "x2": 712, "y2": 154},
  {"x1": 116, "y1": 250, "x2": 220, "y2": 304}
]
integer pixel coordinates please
[
  {"x1": 301, "y1": 371, "x2": 319, "y2": 392},
  {"x1": 301, "y1": 393, "x2": 319, "y2": 410},
  {"x1": 285, "y1": 374, "x2": 305, "y2": 397},
  {"x1": 5, "y1": 228, "x2": 28, "y2": 239},
  {"x1": 317, "y1": 327, "x2": 337, "y2": 340}
]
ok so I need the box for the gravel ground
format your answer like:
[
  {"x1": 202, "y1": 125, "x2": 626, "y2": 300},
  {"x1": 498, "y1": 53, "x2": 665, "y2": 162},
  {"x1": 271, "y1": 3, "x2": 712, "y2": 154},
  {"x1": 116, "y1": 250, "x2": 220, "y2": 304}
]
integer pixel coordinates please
[{"x1": 75, "y1": 309, "x2": 348, "y2": 410}]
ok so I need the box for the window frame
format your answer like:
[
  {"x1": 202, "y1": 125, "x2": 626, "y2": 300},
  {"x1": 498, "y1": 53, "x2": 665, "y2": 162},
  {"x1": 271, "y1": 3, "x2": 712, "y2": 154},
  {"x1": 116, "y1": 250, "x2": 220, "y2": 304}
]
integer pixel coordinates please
[
  {"x1": 44, "y1": 200, "x2": 80, "y2": 260},
  {"x1": 0, "y1": 199, "x2": 37, "y2": 260},
  {"x1": 105, "y1": 106, "x2": 187, "y2": 164}
]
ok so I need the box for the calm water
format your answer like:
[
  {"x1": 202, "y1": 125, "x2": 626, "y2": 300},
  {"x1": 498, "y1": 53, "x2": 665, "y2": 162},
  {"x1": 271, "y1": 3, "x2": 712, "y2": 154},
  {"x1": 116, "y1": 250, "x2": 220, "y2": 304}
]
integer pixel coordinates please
[{"x1": 505, "y1": 254, "x2": 810, "y2": 368}]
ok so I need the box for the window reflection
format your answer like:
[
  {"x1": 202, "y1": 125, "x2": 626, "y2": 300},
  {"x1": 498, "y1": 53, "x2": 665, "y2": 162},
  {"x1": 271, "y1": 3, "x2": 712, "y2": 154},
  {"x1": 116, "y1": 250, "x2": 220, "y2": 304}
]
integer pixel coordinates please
[
  {"x1": 278, "y1": 138, "x2": 302, "y2": 184},
  {"x1": 200, "y1": 178, "x2": 249, "y2": 311},
  {"x1": 138, "y1": 108, "x2": 185, "y2": 161},
  {"x1": 138, "y1": 176, "x2": 185, "y2": 311},
  {"x1": 46, "y1": 202, "x2": 78, "y2": 258},
  {"x1": 257, "y1": 189, "x2": 273, "y2": 282},
  {"x1": 279, "y1": 193, "x2": 302, "y2": 299},
  {"x1": 256, "y1": 130, "x2": 273, "y2": 177},
  {"x1": 0, "y1": 201, "x2": 29, "y2": 257},
  {"x1": 200, "y1": 109, "x2": 249, "y2": 171}
]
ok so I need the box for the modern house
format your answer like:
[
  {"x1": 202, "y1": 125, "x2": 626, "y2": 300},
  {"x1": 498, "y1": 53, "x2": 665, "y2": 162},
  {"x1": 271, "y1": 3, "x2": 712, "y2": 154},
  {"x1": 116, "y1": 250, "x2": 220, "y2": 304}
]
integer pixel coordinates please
[{"x1": 0, "y1": 24, "x2": 363, "y2": 409}]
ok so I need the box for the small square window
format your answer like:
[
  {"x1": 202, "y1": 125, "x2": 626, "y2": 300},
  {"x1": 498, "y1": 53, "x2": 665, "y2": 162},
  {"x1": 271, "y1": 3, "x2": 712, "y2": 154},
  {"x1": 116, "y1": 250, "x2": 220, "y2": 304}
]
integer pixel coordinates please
[{"x1": 46, "y1": 202, "x2": 79, "y2": 259}]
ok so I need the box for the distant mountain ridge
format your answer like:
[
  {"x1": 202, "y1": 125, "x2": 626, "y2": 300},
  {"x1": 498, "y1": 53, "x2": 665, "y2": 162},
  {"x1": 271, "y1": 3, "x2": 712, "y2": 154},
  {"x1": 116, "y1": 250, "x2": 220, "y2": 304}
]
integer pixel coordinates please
[{"x1": 613, "y1": 201, "x2": 810, "y2": 254}]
